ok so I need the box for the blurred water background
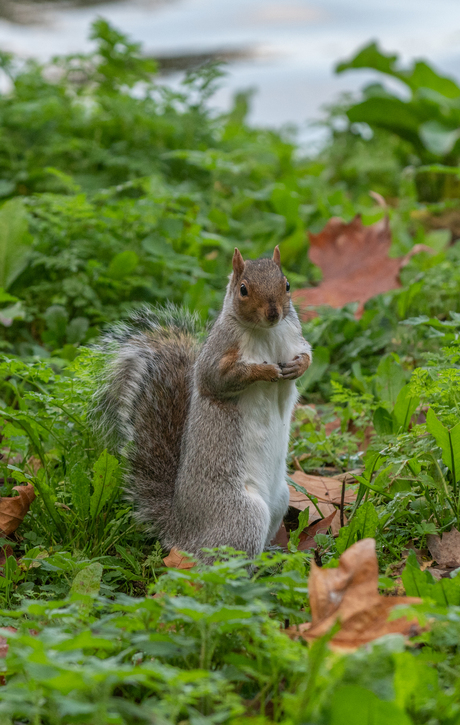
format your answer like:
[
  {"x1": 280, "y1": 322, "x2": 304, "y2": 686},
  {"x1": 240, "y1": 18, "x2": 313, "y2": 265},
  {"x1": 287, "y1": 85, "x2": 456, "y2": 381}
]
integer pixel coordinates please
[{"x1": 1, "y1": 0, "x2": 460, "y2": 144}]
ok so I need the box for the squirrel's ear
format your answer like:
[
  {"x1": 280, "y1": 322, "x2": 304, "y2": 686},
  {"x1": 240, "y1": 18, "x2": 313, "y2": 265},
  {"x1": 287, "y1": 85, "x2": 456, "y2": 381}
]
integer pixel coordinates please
[
  {"x1": 232, "y1": 248, "x2": 245, "y2": 277},
  {"x1": 273, "y1": 245, "x2": 281, "y2": 268}
]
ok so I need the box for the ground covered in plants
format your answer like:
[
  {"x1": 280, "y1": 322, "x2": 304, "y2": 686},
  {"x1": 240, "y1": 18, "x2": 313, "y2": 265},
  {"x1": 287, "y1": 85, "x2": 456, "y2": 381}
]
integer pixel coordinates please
[{"x1": 2, "y1": 20, "x2": 460, "y2": 723}]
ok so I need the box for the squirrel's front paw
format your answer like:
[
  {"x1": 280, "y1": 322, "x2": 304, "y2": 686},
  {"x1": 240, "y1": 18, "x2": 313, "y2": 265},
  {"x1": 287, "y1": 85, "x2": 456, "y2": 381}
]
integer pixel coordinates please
[
  {"x1": 259, "y1": 363, "x2": 283, "y2": 382},
  {"x1": 281, "y1": 353, "x2": 311, "y2": 380}
]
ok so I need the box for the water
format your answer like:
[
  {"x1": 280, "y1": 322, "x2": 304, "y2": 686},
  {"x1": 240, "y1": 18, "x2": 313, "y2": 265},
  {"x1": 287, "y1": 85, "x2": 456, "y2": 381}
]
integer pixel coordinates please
[{"x1": 1, "y1": 0, "x2": 460, "y2": 135}]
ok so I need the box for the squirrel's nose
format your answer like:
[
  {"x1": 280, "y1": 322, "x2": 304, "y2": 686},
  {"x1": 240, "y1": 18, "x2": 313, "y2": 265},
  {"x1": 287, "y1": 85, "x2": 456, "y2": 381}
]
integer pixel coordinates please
[{"x1": 266, "y1": 306, "x2": 280, "y2": 324}]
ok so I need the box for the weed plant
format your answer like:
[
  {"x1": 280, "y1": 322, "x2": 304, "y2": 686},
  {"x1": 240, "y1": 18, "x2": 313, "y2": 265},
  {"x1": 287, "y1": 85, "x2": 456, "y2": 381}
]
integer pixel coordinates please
[{"x1": 0, "y1": 19, "x2": 460, "y2": 725}]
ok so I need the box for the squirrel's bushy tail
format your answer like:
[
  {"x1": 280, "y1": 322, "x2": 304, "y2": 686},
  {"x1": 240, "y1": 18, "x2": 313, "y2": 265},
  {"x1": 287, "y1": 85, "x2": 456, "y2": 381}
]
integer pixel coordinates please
[{"x1": 93, "y1": 304, "x2": 201, "y2": 541}]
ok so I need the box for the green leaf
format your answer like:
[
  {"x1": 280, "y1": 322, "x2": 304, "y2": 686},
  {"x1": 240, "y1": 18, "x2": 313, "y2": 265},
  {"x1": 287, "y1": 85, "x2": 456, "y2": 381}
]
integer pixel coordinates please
[
  {"x1": 375, "y1": 355, "x2": 406, "y2": 405},
  {"x1": 335, "y1": 502, "x2": 378, "y2": 555},
  {"x1": 346, "y1": 98, "x2": 421, "y2": 142},
  {"x1": 419, "y1": 121, "x2": 460, "y2": 156},
  {"x1": 393, "y1": 384, "x2": 420, "y2": 432},
  {"x1": 401, "y1": 550, "x2": 435, "y2": 597},
  {"x1": 107, "y1": 250, "x2": 139, "y2": 280},
  {"x1": 426, "y1": 408, "x2": 460, "y2": 484},
  {"x1": 402, "y1": 550, "x2": 460, "y2": 605},
  {"x1": 394, "y1": 651, "x2": 438, "y2": 711},
  {"x1": 298, "y1": 346, "x2": 330, "y2": 393},
  {"x1": 289, "y1": 508, "x2": 310, "y2": 550},
  {"x1": 407, "y1": 61, "x2": 460, "y2": 97},
  {"x1": 89, "y1": 449, "x2": 119, "y2": 519},
  {"x1": 70, "y1": 463, "x2": 91, "y2": 519},
  {"x1": 336, "y1": 42, "x2": 399, "y2": 76},
  {"x1": 0, "y1": 198, "x2": 32, "y2": 290},
  {"x1": 70, "y1": 562, "x2": 103, "y2": 599},
  {"x1": 0, "y1": 301, "x2": 25, "y2": 327},
  {"x1": 373, "y1": 406, "x2": 394, "y2": 435},
  {"x1": 66, "y1": 317, "x2": 89, "y2": 345},
  {"x1": 44, "y1": 305, "x2": 68, "y2": 343},
  {"x1": 330, "y1": 685, "x2": 411, "y2": 725}
]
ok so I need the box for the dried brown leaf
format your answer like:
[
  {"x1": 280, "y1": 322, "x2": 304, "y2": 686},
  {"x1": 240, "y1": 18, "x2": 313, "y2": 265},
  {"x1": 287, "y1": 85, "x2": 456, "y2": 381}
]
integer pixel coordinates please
[
  {"x1": 0, "y1": 484, "x2": 35, "y2": 536},
  {"x1": 292, "y1": 215, "x2": 432, "y2": 320},
  {"x1": 0, "y1": 545, "x2": 14, "y2": 567},
  {"x1": 271, "y1": 522, "x2": 289, "y2": 548},
  {"x1": 287, "y1": 538, "x2": 421, "y2": 651},
  {"x1": 297, "y1": 511, "x2": 337, "y2": 550},
  {"x1": 163, "y1": 547, "x2": 196, "y2": 569},
  {"x1": 289, "y1": 471, "x2": 356, "y2": 506},
  {"x1": 427, "y1": 528, "x2": 460, "y2": 568}
]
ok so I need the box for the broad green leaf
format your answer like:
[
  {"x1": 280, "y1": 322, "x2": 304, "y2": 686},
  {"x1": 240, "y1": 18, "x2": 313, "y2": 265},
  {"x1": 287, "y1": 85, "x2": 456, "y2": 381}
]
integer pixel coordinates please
[
  {"x1": 423, "y1": 229, "x2": 451, "y2": 253},
  {"x1": 66, "y1": 317, "x2": 89, "y2": 345},
  {"x1": 393, "y1": 384, "x2": 420, "y2": 432},
  {"x1": 373, "y1": 406, "x2": 394, "y2": 435},
  {"x1": 419, "y1": 121, "x2": 460, "y2": 156},
  {"x1": 407, "y1": 61, "x2": 460, "y2": 97},
  {"x1": 394, "y1": 651, "x2": 438, "y2": 711},
  {"x1": 346, "y1": 98, "x2": 421, "y2": 142},
  {"x1": 44, "y1": 305, "x2": 68, "y2": 343},
  {"x1": 330, "y1": 685, "x2": 411, "y2": 725},
  {"x1": 336, "y1": 502, "x2": 378, "y2": 555},
  {"x1": 289, "y1": 508, "x2": 310, "y2": 549},
  {"x1": 336, "y1": 42, "x2": 398, "y2": 76},
  {"x1": 107, "y1": 250, "x2": 139, "y2": 280},
  {"x1": 70, "y1": 562, "x2": 103, "y2": 599},
  {"x1": 402, "y1": 550, "x2": 435, "y2": 597},
  {"x1": 298, "y1": 346, "x2": 329, "y2": 393},
  {"x1": 55, "y1": 630, "x2": 114, "y2": 652},
  {"x1": 70, "y1": 463, "x2": 91, "y2": 519},
  {"x1": 271, "y1": 185, "x2": 300, "y2": 227},
  {"x1": 402, "y1": 550, "x2": 460, "y2": 605},
  {"x1": 426, "y1": 408, "x2": 460, "y2": 484},
  {"x1": 89, "y1": 449, "x2": 119, "y2": 519},
  {"x1": 375, "y1": 355, "x2": 406, "y2": 405},
  {"x1": 0, "y1": 301, "x2": 25, "y2": 327},
  {"x1": 0, "y1": 198, "x2": 32, "y2": 291},
  {"x1": 207, "y1": 607, "x2": 253, "y2": 624}
]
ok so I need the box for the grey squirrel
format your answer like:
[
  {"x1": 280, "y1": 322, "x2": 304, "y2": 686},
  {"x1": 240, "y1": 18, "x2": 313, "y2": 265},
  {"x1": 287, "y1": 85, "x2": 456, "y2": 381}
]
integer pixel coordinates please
[{"x1": 95, "y1": 246, "x2": 312, "y2": 558}]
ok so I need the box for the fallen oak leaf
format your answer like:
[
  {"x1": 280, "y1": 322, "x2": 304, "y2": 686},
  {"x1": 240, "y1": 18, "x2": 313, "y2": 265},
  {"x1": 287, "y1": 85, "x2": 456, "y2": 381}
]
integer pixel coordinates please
[
  {"x1": 271, "y1": 522, "x2": 289, "y2": 548},
  {"x1": 286, "y1": 538, "x2": 422, "y2": 651},
  {"x1": 163, "y1": 547, "x2": 196, "y2": 569},
  {"x1": 0, "y1": 484, "x2": 35, "y2": 536},
  {"x1": 292, "y1": 214, "x2": 433, "y2": 320},
  {"x1": 297, "y1": 511, "x2": 337, "y2": 551},
  {"x1": 288, "y1": 482, "x2": 335, "y2": 523},
  {"x1": 0, "y1": 544, "x2": 14, "y2": 567},
  {"x1": 289, "y1": 470, "x2": 356, "y2": 506},
  {"x1": 427, "y1": 528, "x2": 460, "y2": 568}
]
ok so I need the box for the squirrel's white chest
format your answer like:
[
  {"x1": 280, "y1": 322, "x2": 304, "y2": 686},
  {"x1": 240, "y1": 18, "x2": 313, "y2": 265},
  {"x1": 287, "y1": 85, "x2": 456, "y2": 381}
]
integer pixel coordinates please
[
  {"x1": 237, "y1": 320, "x2": 303, "y2": 515},
  {"x1": 238, "y1": 317, "x2": 301, "y2": 366}
]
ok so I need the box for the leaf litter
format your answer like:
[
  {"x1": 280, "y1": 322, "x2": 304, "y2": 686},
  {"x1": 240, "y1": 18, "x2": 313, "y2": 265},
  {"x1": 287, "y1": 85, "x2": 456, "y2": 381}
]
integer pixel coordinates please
[
  {"x1": 287, "y1": 538, "x2": 422, "y2": 651},
  {"x1": 292, "y1": 213, "x2": 433, "y2": 319},
  {"x1": 427, "y1": 528, "x2": 460, "y2": 568},
  {"x1": 0, "y1": 484, "x2": 35, "y2": 537}
]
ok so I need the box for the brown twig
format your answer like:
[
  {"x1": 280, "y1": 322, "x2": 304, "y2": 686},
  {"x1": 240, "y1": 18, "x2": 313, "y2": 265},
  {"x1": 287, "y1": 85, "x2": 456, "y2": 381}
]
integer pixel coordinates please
[{"x1": 340, "y1": 479, "x2": 345, "y2": 529}]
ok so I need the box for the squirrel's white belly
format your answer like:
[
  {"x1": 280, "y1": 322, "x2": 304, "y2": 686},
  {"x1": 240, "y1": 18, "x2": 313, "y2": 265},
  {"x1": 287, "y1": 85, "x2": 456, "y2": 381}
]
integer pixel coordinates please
[
  {"x1": 238, "y1": 319, "x2": 304, "y2": 526},
  {"x1": 238, "y1": 380, "x2": 296, "y2": 515}
]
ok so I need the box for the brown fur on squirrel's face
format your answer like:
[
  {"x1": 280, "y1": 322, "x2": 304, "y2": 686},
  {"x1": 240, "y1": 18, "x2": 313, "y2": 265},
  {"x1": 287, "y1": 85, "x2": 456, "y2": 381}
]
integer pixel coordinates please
[{"x1": 230, "y1": 246, "x2": 291, "y2": 328}]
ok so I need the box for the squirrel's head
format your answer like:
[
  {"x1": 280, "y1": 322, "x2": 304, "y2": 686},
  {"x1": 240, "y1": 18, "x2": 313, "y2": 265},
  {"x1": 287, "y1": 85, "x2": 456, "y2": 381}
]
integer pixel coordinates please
[{"x1": 229, "y1": 246, "x2": 291, "y2": 328}]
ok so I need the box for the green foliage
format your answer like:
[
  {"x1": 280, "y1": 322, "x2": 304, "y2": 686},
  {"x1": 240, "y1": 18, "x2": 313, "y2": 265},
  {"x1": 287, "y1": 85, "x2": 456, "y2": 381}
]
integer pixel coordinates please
[
  {"x1": 337, "y1": 42, "x2": 460, "y2": 163},
  {"x1": 2, "y1": 17, "x2": 460, "y2": 723}
]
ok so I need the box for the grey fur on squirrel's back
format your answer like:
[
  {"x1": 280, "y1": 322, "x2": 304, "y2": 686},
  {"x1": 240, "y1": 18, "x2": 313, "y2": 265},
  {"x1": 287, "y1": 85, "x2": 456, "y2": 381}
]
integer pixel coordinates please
[{"x1": 93, "y1": 304, "x2": 201, "y2": 539}]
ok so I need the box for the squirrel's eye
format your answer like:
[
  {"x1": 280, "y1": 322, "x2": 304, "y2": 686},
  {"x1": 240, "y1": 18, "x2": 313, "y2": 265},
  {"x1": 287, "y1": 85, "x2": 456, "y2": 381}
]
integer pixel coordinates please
[
  {"x1": 240, "y1": 283, "x2": 248, "y2": 297},
  {"x1": 286, "y1": 280, "x2": 290, "y2": 292}
]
